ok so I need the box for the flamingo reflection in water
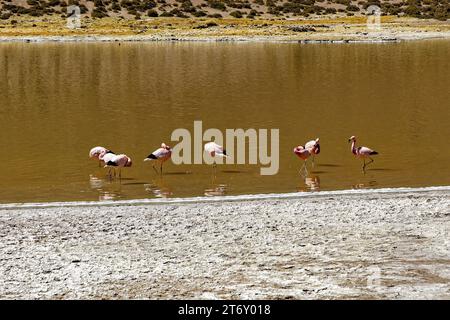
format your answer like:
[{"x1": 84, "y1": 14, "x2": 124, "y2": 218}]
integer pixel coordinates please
[
  {"x1": 89, "y1": 174, "x2": 124, "y2": 201},
  {"x1": 205, "y1": 183, "x2": 227, "y2": 197},
  {"x1": 298, "y1": 174, "x2": 321, "y2": 192},
  {"x1": 144, "y1": 177, "x2": 173, "y2": 198}
]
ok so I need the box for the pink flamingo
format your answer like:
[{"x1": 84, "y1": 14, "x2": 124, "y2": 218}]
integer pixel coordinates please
[
  {"x1": 204, "y1": 142, "x2": 227, "y2": 177},
  {"x1": 204, "y1": 142, "x2": 227, "y2": 166},
  {"x1": 293, "y1": 145, "x2": 312, "y2": 175},
  {"x1": 304, "y1": 138, "x2": 320, "y2": 166},
  {"x1": 103, "y1": 154, "x2": 132, "y2": 179},
  {"x1": 89, "y1": 146, "x2": 114, "y2": 167},
  {"x1": 348, "y1": 136, "x2": 378, "y2": 172},
  {"x1": 294, "y1": 138, "x2": 320, "y2": 174},
  {"x1": 144, "y1": 143, "x2": 172, "y2": 175}
]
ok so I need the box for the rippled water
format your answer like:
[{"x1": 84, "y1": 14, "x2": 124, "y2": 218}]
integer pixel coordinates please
[{"x1": 0, "y1": 40, "x2": 449, "y2": 203}]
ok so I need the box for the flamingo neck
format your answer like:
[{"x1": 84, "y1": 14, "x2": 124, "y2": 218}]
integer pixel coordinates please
[{"x1": 351, "y1": 141, "x2": 357, "y2": 155}]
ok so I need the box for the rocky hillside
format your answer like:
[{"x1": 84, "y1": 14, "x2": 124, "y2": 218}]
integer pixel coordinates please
[{"x1": 0, "y1": 0, "x2": 449, "y2": 21}]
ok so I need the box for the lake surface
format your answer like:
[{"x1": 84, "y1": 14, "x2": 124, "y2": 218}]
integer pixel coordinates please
[{"x1": 0, "y1": 40, "x2": 449, "y2": 203}]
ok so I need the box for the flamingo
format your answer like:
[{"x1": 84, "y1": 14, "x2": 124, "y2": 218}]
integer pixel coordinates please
[
  {"x1": 348, "y1": 136, "x2": 378, "y2": 172},
  {"x1": 304, "y1": 138, "x2": 320, "y2": 166},
  {"x1": 293, "y1": 145, "x2": 312, "y2": 175},
  {"x1": 89, "y1": 146, "x2": 114, "y2": 167},
  {"x1": 103, "y1": 154, "x2": 132, "y2": 179},
  {"x1": 204, "y1": 142, "x2": 228, "y2": 177},
  {"x1": 294, "y1": 138, "x2": 320, "y2": 174},
  {"x1": 204, "y1": 142, "x2": 227, "y2": 166},
  {"x1": 144, "y1": 143, "x2": 172, "y2": 175},
  {"x1": 98, "y1": 151, "x2": 116, "y2": 176}
]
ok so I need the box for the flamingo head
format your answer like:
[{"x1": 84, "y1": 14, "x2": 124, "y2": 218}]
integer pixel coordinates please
[
  {"x1": 89, "y1": 147, "x2": 104, "y2": 159},
  {"x1": 125, "y1": 157, "x2": 133, "y2": 167},
  {"x1": 293, "y1": 146, "x2": 304, "y2": 154},
  {"x1": 348, "y1": 136, "x2": 356, "y2": 143},
  {"x1": 98, "y1": 151, "x2": 105, "y2": 160},
  {"x1": 162, "y1": 143, "x2": 171, "y2": 151}
]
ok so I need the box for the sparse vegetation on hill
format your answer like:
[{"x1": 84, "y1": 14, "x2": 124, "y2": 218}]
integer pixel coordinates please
[{"x1": 0, "y1": 0, "x2": 448, "y2": 21}]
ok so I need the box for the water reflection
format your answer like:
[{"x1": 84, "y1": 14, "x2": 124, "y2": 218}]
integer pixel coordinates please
[
  {"x1": 205, "y1": 183, "x2": 228, "y2": 197},
  {"x1": 352, "y1": 180, "x2": 378, "y2": 189},
  {"x1": 89, "y1": 173, "x2": 125, "y2": 201},
  {"x1": 144, "y1": 178, "x2": 173, "y2": 198},
  {"x1": 298, "y1": 174, "x2": 321, "y2": 192},
  {"x1": 99, "y1": 191, "x2": 122, "y2": 201},
  {"x1": 89, "y1": 174, "x2": 104, "y2": 190}
]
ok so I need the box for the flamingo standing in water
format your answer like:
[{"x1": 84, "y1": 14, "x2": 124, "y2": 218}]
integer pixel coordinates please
[
  {"x1": 348, "y1": 136, "x2": 378, "y2": 172},
  {"x1": 294, "y1": 138, "x2": 320, "y2": 174},
  {"x1": 293, "y1": 145, "x2": 312, "y2": 175},
  {"x1": 144, "y1": 143, "x2": 172, "y2": 175},
  {"x1": 304, "y1": 138, "x2": 320, "y2": 166},
  {"x1": 103, "y1": 153, "x2": 132, "y2": 179},
  {"x1": 204, "y1": 142, "x2": 228, "y2": 177},
  {"x1": 89, "y1": 146, "x2": 114, "y2": 167},
  {"x1": 97, "y1": 149, "x2": 116, "y2": 177},
  {"x1": 204, "y1": 142, "x2": 227, "y2": 166}
]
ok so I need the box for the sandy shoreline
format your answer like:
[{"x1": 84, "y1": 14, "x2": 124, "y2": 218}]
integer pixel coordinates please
[
  {"x1": 1, "y1": 16, "x2": 449, "y2": 43},
  {"x1": 0, "y1": 188, "x2": 449, "y2": 299}
]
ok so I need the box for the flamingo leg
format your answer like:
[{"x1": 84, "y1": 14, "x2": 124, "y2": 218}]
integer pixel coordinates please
[
  {"x1": 299, "y1": 162, "x2": 305, "y2": 174},
  {"x1": 213, "y1": 163, "x2": 217, "y2": 177},
  {"x1": 211, "y1": 171, "x2": 217, "y2": 185},
  {"x1": 312, "y1": 155, "x2": 315, "y2": 168},
  {"x1": 160, "y1": 163, "x2": 163, "y2": 175},
  {"x1": 363, "y1": 157, "x2": 374, "y2": 173},
  {"x1": 300, "y1": 161, "x2": 308, "y2": 177},
  {"x1": 152, "y1": 165, "x2": 159, "y2": 175}
]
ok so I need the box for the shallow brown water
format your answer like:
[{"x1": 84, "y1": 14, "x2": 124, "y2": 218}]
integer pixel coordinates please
[{"x1": 0, "y1": 41, "x2": 449, "y2": 203}]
